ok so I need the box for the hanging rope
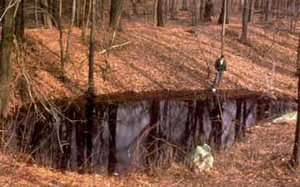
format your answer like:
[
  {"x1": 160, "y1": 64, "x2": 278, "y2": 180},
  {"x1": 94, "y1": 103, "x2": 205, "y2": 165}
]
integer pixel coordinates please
[{"x1": 221, "y1": 0, "x2": 227, "y2": 56}]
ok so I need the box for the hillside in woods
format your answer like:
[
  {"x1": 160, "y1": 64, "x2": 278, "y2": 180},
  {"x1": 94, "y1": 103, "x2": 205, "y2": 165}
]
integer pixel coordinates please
[
  {"x1": 1, "y1": 119, "x2": 299, "y2": 186},
  {"x1": 1, "y1": 2, "x2": 300, "y2": 186},
  {"x1": 9, "y1": 12, "x2": 299, "y2": 111}
]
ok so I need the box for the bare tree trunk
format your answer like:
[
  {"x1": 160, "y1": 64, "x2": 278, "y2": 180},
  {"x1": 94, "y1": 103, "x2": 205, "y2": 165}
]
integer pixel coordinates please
[
  {"x1": 59, "y1": 0, "x2": 62, "y2": 19},
  {"x1": 191, "y1": 0, "x2": 200, "y2": 25},
  {"x1": 35, "y1": 0, "x2": 38, "y2": 27},
  {"x1": 86, "y1": 0, "x2": 96, "y2": 172},
  {"x1": 0, "y1": 0, "x2": 16, "y2": 119},
  {"x1": 109, "y1": 0, "x2": 123, "y2": 30},
  {"x1": 170, "y1": 0, "x2": 177, "y2": 19},
  {"x1": 260, "y1": 0, "x2": 266, "y2": 20},
  {"x1": 15, "y1": 0, "x2": 25, "y2": 44},
  {"x1": 55, "y1": 0, "x2": 65, "y2": 81},
  {"x1": 199, "y1": 0, "x2": 206, "y2": 22},
  {"x1": 88, "y1": 0, "x2": 95, "y2": 94},
  {"x1": 82, "y1": 0, "x2": 87, "y2": 27},
  {"x1": 182, "y1": 0, "x2": 188, "y2": 10},
  {"x1": 204, "y1": 0, "x2": 214, "y2": 22},
  {"x1": 240, "y1": 0, "x2": 244, "y2": 10},
  {"x1": 219, "y1": 0, "x2": 230, "y2": 24},
  {"x1": 98, "y1": 0, "x2": 105, "y2": 24},
  {"x1": 65, "y1": 0, "x2": 77, "y2": 61},
  {"x1": 42, "y1": 0, "x2": 53, "y2": 29},
  {"x1": 84, "y1": 0, "x2": 92, "y2": 41},
  {"x1": 221, "y1": 0, "x2": 227, "y2": 56},
  {"x1": 76, "y1": 0, "x2": 81, "y2": 27},
  {"x1": 266, "y1": 0, "x2": 272, "y2": 22},
  {"x1": 256, "y1": 0, "x2": 261, "y2": 9},
  {"x1": 291, "y1": 32, "x2": 300, "y2": 168},
  {"x1": 298, "y1": 0, "x2": 300, "y2": 20},
  {"x1": 248, "y1": 0, "x2": 255, "y2": 22},
  {"x1": 285, "y1": 0, "x2": 288, "y2": 19},
  {"x1": 290, "y1": 0, "x2": 296, "y2": 33},
  {"x1": 241, "y1": 0, "x2": 249, "y2": 42},
  {"x1": 165, "y1": 0, "x2": 169, "y2": 18},
  {"x1": 153, "y1": 0, "x2": 158, "y2": 26},
  {"x1": 157, "y1": 0, "x2": 166, "y2": 26},
  {"x1": 276, "y1": 0, "x2": 279, "y2": 19},
  {"x1": 132, "y1": 0, "x2": 138, "y2": 15}
]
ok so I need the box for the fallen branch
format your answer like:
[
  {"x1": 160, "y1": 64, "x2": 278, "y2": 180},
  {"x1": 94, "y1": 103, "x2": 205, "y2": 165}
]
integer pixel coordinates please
[{"x1": 99, "y1": 41, "x2": 132, "y2": 54}]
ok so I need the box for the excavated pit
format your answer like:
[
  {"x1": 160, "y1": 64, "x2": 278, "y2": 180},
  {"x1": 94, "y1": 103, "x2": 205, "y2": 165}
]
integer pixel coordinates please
[{"x1": 10, "y1": 92, "x2": 295, "y2": 174}]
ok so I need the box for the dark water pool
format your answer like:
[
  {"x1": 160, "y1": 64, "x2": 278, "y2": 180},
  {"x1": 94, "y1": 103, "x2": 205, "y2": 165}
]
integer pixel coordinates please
[{"x1": 11, "y1": 94, "x2": 295, "y2": 174}]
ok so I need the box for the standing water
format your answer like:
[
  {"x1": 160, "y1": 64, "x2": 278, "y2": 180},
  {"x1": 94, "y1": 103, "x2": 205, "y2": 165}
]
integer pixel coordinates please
[{"x1": 11, "y1": 94, "x2": 294, "y2": 174}]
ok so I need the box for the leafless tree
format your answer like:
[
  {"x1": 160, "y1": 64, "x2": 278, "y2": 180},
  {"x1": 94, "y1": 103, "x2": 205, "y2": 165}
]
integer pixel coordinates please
[
  {"x1": 291, "y1": 31, "x2": 300, "y2": 168},
  {"x1": 241, "y1": 0, "x2": 249, "y2": 42},
  {"x1": 157, "y1": 0, "x2": 166, "y2": 26},
  {"x1": 65, "y1": 0, "x2": 76, "y2": 61},
  {"x1": 0, "y1": 0, "x2": 18, "y2": 119}
]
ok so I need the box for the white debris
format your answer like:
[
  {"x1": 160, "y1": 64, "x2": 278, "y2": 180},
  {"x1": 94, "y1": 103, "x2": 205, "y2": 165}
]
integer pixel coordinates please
[
  {"x1": 191, "y1": 144, "x2": 214, "y2": 173},
  {"x1": 272, "y1": 111, "x2": 297, "y2": 123}
]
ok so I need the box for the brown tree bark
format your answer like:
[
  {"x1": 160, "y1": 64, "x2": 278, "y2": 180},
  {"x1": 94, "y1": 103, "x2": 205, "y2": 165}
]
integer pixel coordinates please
[
  {"x1": 83, "y1": 0, "x2": 92, "y2": 41},
  {"x1": 182, "y1": 0, "x2": 188, "y2": 10},
  {"x1": 265, "y1": 0, "x2": 272, "y2": 22},
  {"x1": 290, "y1": 0, "x2": 296, "y2": 33},
  {"x1": 109, "y1": 0, "x2": 123, "y2": 29},
  {"x1": 170, "y1": 0, "x2": 177, "y2": 20},
  {"x1": 65, "y1": 0, "x2": 77, "y2": 61},
  {"x1": 53, "y1": 0, "x2": 65, "y2": 81},
  {"x1": 81, "y1": 0, "x2": 87, "y2": 27},
  {"x1": 153, "y1": 0, "x2": 158, "y2": 26},
  {"x1": 0, "y1": 0, "x2": 17, "y2": 119},
  {"x1": 98, "y1": 0, "x2": 105, "y2": 23},
  {"x1": 165, "y1": 0, "x2": 169, "y2": 17},
  {"x1": 218, "y1": 0, "x2": 230, "y2": 24},
  {"x1": 157, "y1": 0, "x2": 166, "y2": 26},
  {"x1": 132, "y1": 0, "x2": 138, "y2": 15},
  {"x1": 276, "y1": 0, "x2": 279, "y2": 19},
  {"x1": 291, "y1": 32, "x2": 300, "y2": 168},
  {"x1": 241, "y1": 0, "x2": 249, "y2": 42},
  {"x1": 89, "y1": 0, "x2": 96, "y2": 93},
  {"x1": 200, "y1": 0, "x2": 214, "y2": 22},
  {"x1": 86, "y1": 0, "x2": 96, "y2": 172},
  {"x1": 191, "y1": 0, "x2": 200, "y2": 25},
  {"x1": 15, "y1": 0, "x2": 25, "y2": 44},
  {"x1": 34, "y1": 0, "x2": 38, "y2": 27},
  {"x1": 199, "y1": 0, "x2": 206, "y2": 22},
  {"x1": 204, "y1": 0, "x2": 214, "y2": 22},
  {"x1": 76, "y1": 0, "x2": 81, "y2": 27},
  {"x1": 41, "y1": 0, "x2": 53, "y2": 28},
  {"x1": 248, "y1": 0, "x2": 255, "y2": 22}
]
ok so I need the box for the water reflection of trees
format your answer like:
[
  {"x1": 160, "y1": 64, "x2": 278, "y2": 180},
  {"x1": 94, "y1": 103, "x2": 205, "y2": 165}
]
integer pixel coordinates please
[{"x1": 12, "y1": 97, "x2": 294, "y2": 174}]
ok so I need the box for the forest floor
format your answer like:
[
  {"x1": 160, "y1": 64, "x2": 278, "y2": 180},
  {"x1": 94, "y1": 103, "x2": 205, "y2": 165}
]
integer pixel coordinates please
[
  {"x1": 9, "y1": 12, "x2": 299, "y2": 111},
  {"x1": 1, "y1": 117, "x2": 299, "y2": 186}
]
